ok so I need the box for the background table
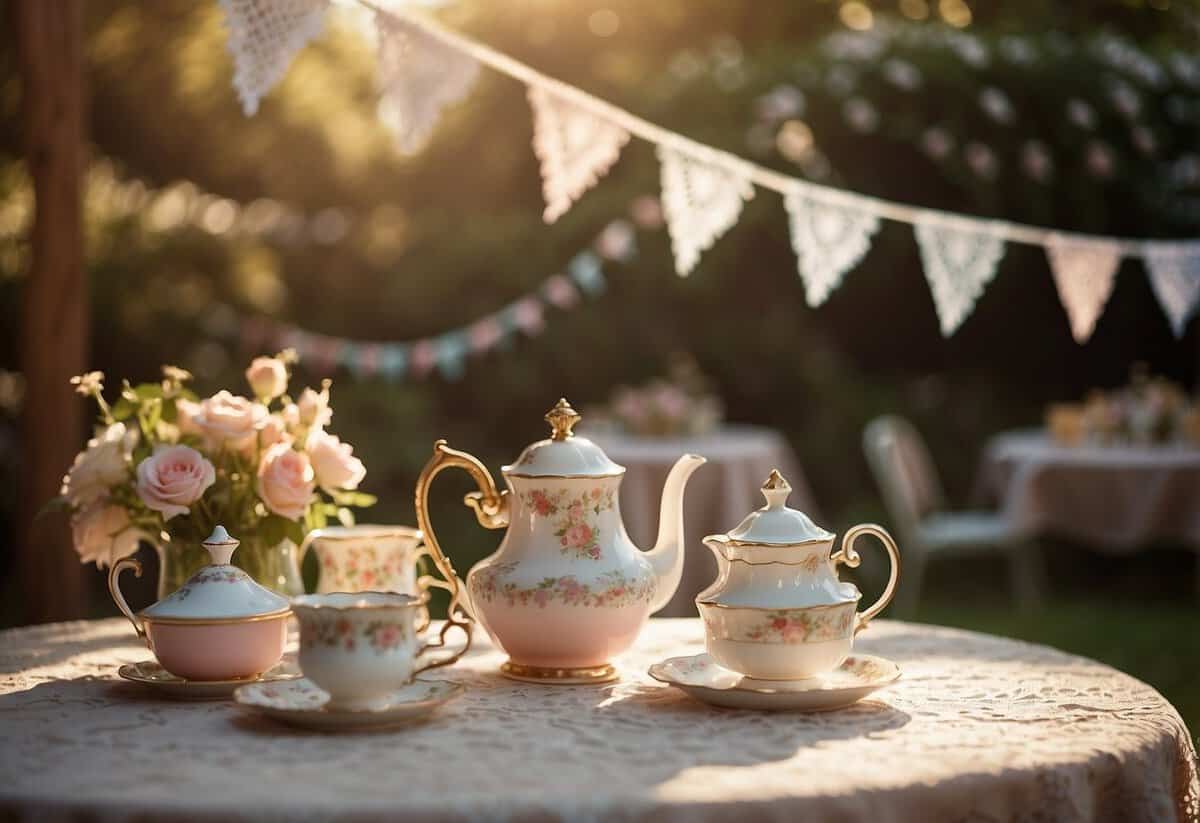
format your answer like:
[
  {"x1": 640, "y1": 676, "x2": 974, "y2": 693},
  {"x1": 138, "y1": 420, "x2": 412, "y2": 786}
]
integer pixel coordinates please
[
  {"x1": 978, "y1": 429, "x2": 1200, "y2": 552},
  {"x1": 2, "y1": 618, "x2": 1196, "y2": 822},
  {"x1": 589, "y1": 424, "x2": 815, "y2": 615}
]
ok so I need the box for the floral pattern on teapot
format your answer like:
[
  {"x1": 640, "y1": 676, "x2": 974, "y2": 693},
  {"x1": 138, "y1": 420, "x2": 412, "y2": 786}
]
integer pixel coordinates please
[
  {"x1": 470, "y1": 561, "x2": 654, "y2": 609},
  {"x1": 518, "y1": 486, "x2": 616, "y2": 560}
]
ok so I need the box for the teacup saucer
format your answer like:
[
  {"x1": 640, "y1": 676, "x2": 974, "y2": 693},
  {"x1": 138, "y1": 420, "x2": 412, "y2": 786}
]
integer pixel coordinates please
[
  {"x1": 233, "y1": 677, "x2": 464, "y2": 731},
  {"x1": 648, "y1": 652, "x2": 900, "y2": 711},
  {"x1": 117, "y1": 657, "x2": 301, "y2": 700}
]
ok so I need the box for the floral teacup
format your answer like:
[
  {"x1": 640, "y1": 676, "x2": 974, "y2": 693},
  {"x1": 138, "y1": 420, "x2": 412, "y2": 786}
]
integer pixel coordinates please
[
  {"x1": 300, "y1": 525, "x2": 429, "y2": 594},
  {"x1": 291, "y1": 592, "x2": 467, "y2": 711}
]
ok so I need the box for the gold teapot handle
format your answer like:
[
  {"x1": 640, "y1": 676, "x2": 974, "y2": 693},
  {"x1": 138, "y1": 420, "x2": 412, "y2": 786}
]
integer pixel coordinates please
[
  {"x1": 413, "y1": 439, "x2": 510, "y2": 661},
  {"x1": 832, "y1": 523, "x2": 901, "y2": 635},
  {"x1": 108, "y1": 558, "x2": 146, "y2": 641}
]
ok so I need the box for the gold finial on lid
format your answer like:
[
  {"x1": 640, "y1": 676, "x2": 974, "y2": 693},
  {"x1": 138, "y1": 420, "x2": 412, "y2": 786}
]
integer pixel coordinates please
[
  {"x1": 763, "y1": 469, "x2": 791, "y2": 491},
  {"x1": 761, "y1": 470, "x2": 792, "y2": 509},
  {"x1": 545, "y1": 397, "x2": 582, "y2": 441}
]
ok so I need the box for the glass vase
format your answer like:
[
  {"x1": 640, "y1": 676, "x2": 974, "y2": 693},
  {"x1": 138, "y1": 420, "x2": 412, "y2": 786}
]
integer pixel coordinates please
[{"x1": 154, "y1": 531, "x2": 304, "y2": 599}]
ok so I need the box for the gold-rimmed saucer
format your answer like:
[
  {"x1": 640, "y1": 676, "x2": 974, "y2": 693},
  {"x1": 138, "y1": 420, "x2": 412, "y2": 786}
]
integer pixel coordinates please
[
  {"x1": 117, "y1": 657, "x2": 301, "y2": 700},
  {"x1": 648, "y1": 652, "x2": 900, "y2": 711},
  {"x1": 233, "y1": 677, "x2": 464, "y2": 731}
]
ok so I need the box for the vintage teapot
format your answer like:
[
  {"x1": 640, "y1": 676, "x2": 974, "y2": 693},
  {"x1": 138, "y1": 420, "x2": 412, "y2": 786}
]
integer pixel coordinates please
[
  {"x1": 415, "y1": 398, "x2": 706, "y2": 683},
  {"x1": 696, "y1": 470, "x2": 900, "y2": 680}
]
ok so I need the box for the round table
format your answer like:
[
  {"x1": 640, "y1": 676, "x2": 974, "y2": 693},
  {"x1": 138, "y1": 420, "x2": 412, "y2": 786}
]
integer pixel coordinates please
[
  {"x1": 588, "y1": 425, "x2": 815, "y2": 616},
  {"x1": 978, "y1": 429, "x2": 1200, "y2": 551},
  {"x1": 1, "y1": 618, "x2": 1196, "y2": 822}
]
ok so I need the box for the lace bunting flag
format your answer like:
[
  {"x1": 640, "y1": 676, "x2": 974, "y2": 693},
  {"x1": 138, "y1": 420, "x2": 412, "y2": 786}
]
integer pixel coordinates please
[
  {"x1": 376, "y1": 17, "x2": 480, "y2": 155},
  {"x1": 1045, "y1": 235, "x2": 1123, "y2": 343},
  {"x1": 528, "y1": 86, "x2": 630, "y2": 223},
  {"x1": 784, "y1": 186, "x2": 880, "y2": 306},
  {"x1": 221, "y1": 0, "x2": 328, "y2": 116},
  {"x1": 914, "y1": 215, "x2": 1007, "y2": 336},
  {"x1": 658, "y1": 146, "x2": 754, "y2": 276},
  {"x1": 1144, "y1": 243, "x2": 1200, "y2": 337}
]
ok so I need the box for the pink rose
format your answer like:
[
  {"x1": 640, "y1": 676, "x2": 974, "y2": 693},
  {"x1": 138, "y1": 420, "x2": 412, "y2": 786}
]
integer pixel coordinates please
[
  {"x1": 307, "y1": 430, "x2": 366, "y2": 492},
  {"x1": 135, "y1": 445, "x2": 216, "y2": 520},
  {"x1": 71, "y1": 503, "x2": 147, "y2": 568},
  {"x1": 257, "y1": 441, "x2": 315, "y2": 521},
  {"x1": 258, "y1": 414, "x2": 290, "y2": 449},
  {"x1": 245, "y1": 356, "x2": 288, "y2": 401},
  {"x1": 191, "y1": 390, "x2": 267, "y2": 452},
  {"x1": 296, "y1": 385, "x2": 331, "y2": 429},
  {"x1": 175, "y1": 398, "x2": 203, "y2": 437},
  {"x1": 565, "y1": 523, "x2": 593, "y2": 548}
]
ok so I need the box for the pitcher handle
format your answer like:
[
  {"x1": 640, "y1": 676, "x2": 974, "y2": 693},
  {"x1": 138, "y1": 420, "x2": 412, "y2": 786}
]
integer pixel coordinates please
[
  {"x1": 414, "y1": 440, "x2": 509, "y2": 654},
  {"x1": 108, "y1": 558, "x2": 146, "y2": 640},
  {"x1": 832, "y1": 523, "x2": 901, "y2": 635},
  {"x1": 297, "y1": 528, "x2": 323, "y2": 564}
]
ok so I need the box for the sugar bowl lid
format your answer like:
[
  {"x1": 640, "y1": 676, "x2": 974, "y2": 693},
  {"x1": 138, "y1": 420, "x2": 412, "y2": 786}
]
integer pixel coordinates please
[
  {"x1": 504, "y1": 398, "x2": 624, "y2": 478},
  {"x1": 726, "y1": 471, "x2": 835, "y2": 545},
  {"x1": 141, "y1": 526, "x2": 290, "y2": 622}
]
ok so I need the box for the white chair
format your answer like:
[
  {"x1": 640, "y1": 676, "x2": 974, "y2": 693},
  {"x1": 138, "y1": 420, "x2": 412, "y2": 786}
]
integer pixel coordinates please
[{"x1": 862, "y1": 415, "x2": 1047, "y2": 615}]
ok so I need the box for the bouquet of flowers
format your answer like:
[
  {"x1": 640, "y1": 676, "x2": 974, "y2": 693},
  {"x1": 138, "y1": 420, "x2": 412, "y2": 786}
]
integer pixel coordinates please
[
  {"x1": 58, "y1": 352, "x2": 373, "y2": 592},
  {"x1": 1048, "y1": 366, "x2": 1194, "y2": 446},
  {"x1": 602, "y1": 356, "x2": 724, "y2": 438}
]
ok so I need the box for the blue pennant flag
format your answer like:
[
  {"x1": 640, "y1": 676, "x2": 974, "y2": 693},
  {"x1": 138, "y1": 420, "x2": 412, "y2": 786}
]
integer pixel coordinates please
[
  {"x1": 379, "y1": 345, "x2": 408, "y2": 380},
  {"x1": 568, "y1": 251, "x2": 606, "y2": 296},
  {"x1": 436, "y1": 332, "x2": 469, "y2": 381}
]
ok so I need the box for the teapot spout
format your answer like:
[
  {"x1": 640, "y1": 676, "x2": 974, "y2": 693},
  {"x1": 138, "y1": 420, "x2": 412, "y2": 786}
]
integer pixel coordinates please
[{"x1": 643, "y1": 453, "x2": 707, "y2": 614}]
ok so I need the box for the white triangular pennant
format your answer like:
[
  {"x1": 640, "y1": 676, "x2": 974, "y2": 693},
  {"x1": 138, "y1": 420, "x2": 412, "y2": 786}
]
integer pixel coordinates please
[
  {"x1": 658, "y1": 146, "x2": 754, "y2": 276},
  {"x1": 1144, "y1": 242, "x2": 1200, "y2": 337},
  {"x1": 528, "y1": 86, "x2": 630, "y2": 223},
  {"x1": 376, "y1": 17, "x2": 480, "y2": 155},
  {"x1": 914, "y1": 215, "x2": 1007, "y2": 336},
  {"x1": 1045, "y1": 235, "x2": 1122, "y2": 343},
  {"x1": 221, "y1": 0, "x2": 328, "y2": 116},
  {"x1": 785, "y1": 186, "x2": 880, "y2": 306}
]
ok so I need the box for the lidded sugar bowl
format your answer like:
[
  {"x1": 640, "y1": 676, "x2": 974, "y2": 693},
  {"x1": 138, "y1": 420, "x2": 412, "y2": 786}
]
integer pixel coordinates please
[
  {"x1": 108, "y1": 526, "x2": 291, "y2": 681},
  {"x1": 696, "y1": 470, "x2": 900, "y2": 680}
]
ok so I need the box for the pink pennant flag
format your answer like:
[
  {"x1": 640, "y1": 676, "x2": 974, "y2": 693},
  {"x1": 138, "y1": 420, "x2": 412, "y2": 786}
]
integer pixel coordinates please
[
  {"x1": 542, "y1": 275, "x2": 580, "y2": 309},
  {"x1": 410, "y1": 340, "x2": 438, "y2": 378},
  {"x1": 358, "y1": 344, "x2": 381, "y2": 377},
  {"x1": 468, "y1": 317, "x2": 504, "y2": 353},
  {"x1": 513, "y1": 297, "x2": 545, "y2": 335}
]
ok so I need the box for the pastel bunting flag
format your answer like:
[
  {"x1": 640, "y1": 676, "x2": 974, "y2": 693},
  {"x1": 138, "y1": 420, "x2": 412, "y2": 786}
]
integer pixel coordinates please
[
  {"x1": 376, "y1": 17, "x2": 480, "y2": 155},
  {"x1": 409, "y1": 339, "x2": 438, "y2": 378},
  {"x1": 914, "y1": 214, "x2": 1007, "y2": 336},
  {"x1": 468, "y1": 316, "x2": 506, "y2": 353},
  {"x1": 436, "y1": 333, "x2": 468, "y2": 380},
  {"x1": 595, "y1": 220, "x2": 637, "y2": 263},
  {"x1": 511, "y1": 297, "x2": 545, "y2": 335},
  {"x1": 1144, "y1": 242, "x2": 1200, "y2": 337},
  {"x1": 528, "y1": 86, "x2": 630, "y2": 223},
  {"x1": 221, "y1": 0, "x2": 328, "y2": 116},
  {"x1": 785, "y1": 185, "x2": 880, "y2": 307},
  {"x1": 658, "y1": 146, "x2": 754, "y2": 276},
  {"x1": 541, "y1": 275, "x2": 581, "y2": 309},
  {"x1": 568, "y1": 251, "x2": 606, "y2": 295},
  {"x1": 1045, "y1": 235, "x2": 1123, "y2": 343},
  {"x1": 379, "y1": 345, "x2": 408, "y2": 379}
]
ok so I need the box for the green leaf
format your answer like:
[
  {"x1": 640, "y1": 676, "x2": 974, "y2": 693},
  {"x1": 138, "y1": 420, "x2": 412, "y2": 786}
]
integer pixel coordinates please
[
  {"x1": 329, "y1": 490, "x2": 377, "y2": 508},
  {"x1": 110, "y1": 397, "x2": 136, "y2": 421},
  {"x1": 133, "y1": 383, "x2": 164, "y2": 401}
]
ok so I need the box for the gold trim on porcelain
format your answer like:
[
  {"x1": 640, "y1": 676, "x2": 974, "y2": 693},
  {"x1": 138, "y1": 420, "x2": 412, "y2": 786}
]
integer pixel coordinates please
[
  {"x1": 717, "y1": 554, "x2": 836, "y2": 567},
  {"x1": 500, "y1": 661, "x2": 619, "y2": 684},
  {"x1": 647, "y1": 660, "x2": 901, "y2": 695},
  {"x1": 289, "y1": 591, "x2": 430, "y2": 613},
  {"x1": 715, "y1": 535, "x2": 835, "y2": 548},
  {"x1": 139, "y1": 607, "x2": 292, "y2": 626},
  {"x1": 299, "y1": 526, "x2": 423, "y2": 542},
  {"x1": 502, "y1": 468, "x2": 626, "y2": 479},
  {"x1": 695, "y1": 597, "x2": 861, "y2": 611}
]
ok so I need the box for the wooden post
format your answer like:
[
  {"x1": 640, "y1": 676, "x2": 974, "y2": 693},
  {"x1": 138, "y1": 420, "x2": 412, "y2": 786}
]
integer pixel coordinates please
[{"x1": 14, "y1": 0, "x2": 88, "y2": 624}]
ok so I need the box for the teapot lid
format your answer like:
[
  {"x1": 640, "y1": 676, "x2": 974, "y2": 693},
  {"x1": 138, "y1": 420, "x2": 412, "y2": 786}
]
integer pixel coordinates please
[
  {"x1": 725, "y1": 471, "x2": 835, "y2": 545},
  {"x1": 141, "y1": 526, "x2": 290, "y2": 621},
  {"x1": 504, "y1": 398, "x2": 624, "y2": 478}
]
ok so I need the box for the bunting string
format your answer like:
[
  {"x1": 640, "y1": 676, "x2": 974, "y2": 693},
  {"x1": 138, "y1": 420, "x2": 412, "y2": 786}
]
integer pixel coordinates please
[{"x1": 221, "y1": 0, "x2": 1200, "y2": 340}]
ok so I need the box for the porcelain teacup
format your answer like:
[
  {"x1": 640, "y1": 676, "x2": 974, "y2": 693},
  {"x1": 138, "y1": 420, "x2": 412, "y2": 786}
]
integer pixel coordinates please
[
  {"x1": 299, "y1": 525, "x2": 431, "y2": 595},
  {"x1": 291, "y1": 592, "x2": 466, "y2": 711}
]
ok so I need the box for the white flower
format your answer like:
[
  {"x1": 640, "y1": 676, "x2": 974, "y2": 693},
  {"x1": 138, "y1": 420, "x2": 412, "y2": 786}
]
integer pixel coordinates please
[
  {"x1": 883, "y1": 58, "x2": 922, "y2": 91},
  {"x1": 71, "y1": 504, "x2": 146, "y2": 568},
  {"x1": 307, "y1": 431, "x2": 366, "y2": 492},
  {"x1": 1067, "y1": 99, "x2": 1096, "y2": 130},
  {"x1": 842, "y1": 98, "x2": 879, "y2": 133},
  {"x1": 61, "y1": 423, "x2": 137, "y2": 508},
  {"x1": 979, "y1": 87, "x2": 1014, "y2": 124}
]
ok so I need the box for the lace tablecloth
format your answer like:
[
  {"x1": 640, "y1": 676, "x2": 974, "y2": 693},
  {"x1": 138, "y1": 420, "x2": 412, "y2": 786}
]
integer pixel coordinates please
[
  {"x1": 589, "y1": 425, "x2": 814, "y2": 615},
  {"x1": 978, "y1": 429, "x2": 1200, "y2": 551},
  {"x1": 1, "y1": 618, "x2": 1196, "y2": 822}
]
